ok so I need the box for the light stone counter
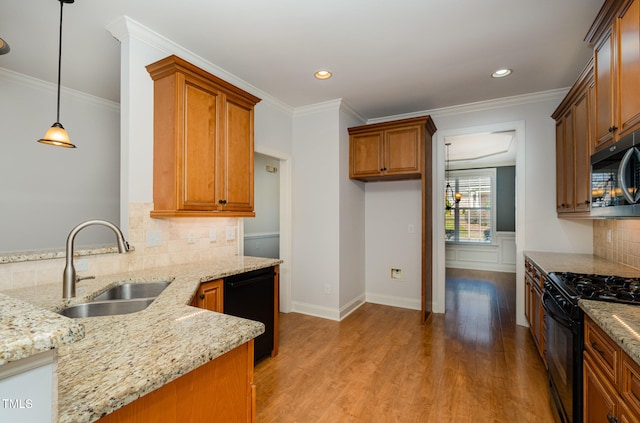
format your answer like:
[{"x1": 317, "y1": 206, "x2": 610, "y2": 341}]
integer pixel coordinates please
[
  {"x1": 580, "y1": 300, "x2": 640, "y2": 367},
  {"x1": 0, "y1": 255, "x2": 282, "y2": 423},
  {"x1": 524, "y1": 251, "x2": 640, "y2": 278},
  {"x1": 524, "y1": 251, "x2": 640, "y2": 367}
]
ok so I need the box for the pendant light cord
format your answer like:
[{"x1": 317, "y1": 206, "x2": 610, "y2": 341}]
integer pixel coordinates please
[{"x1": 56, "y1": 0, "x2": 64, "y2": 123}]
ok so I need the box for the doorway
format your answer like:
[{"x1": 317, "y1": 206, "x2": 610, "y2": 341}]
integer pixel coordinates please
[
  {"x1": 244, "y1": 146, "x2": 292, "y2": 313},
  {"x1": 433, "y1": 121, "x2": 527, "y2": 326}
]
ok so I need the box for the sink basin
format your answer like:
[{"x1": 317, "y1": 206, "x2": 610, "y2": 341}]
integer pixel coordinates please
[
  {"x1": 58, "y1": 298, "x2": 155, "y2": 318},
  {"x1": 93, "y1": 281, "x2": 172, "y2": 301}
]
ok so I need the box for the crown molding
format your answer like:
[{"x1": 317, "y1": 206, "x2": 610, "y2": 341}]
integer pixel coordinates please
[
  {"x1": 367, "y1": 87, "x2": 570, "y2": 124},
  {"x1": 106, "y1": 15, "x2": 294, "y2": 117},
  {"x1": 0, "y1": 67, "x2": 120, "y2": 112}
]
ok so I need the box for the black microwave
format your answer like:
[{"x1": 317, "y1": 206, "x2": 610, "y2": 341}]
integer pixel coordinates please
[{"x1": 591, "y1": 131, "x2": 640, "y2": 217}]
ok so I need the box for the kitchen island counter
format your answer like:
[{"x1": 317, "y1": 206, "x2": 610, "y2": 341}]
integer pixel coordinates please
[{"x1": 0, "y1": 255, "x2": 281, "y2": 423}]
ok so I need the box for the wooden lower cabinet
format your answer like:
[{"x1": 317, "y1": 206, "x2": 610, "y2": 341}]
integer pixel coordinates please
[
  {"x1": 524, "y1": 258, "x2": 546, "y2": 366},
  {"x1": 97, "y1": 341, "x2": 256, "y2": 423},
  {"x1": 193, "y1": 279, "x2": 224, "y2": 313},
  {"x1": 584, "y1": 314, "x2": 640, "y2": 422}
]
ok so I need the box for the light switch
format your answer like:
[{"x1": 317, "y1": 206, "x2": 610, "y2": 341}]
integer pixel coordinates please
[
  {"x1": 209, "y1": 228, "x2": 217, "y2": 242},
  {"x1": 226, "y1": 227, "x2": 236, "y2": 241}
]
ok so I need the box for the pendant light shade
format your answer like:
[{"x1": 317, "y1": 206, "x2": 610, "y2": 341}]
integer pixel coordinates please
[{"x1": 38, "y1": 0, "x2": 76, "y2": 148}]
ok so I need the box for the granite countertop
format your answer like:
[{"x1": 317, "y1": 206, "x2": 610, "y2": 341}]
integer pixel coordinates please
[
  {"x1": 580, "y1": 299, "x2": 640, "y2": 366},
  {"x1": 0, "y1": 255, "x2": 282, "y2": 423},
  {"x1": 524, "y1": 251, "x2": 640, "y2": 278},
  {"x1": 524, "y1": 251, "x2": 640, "y2": 366}
]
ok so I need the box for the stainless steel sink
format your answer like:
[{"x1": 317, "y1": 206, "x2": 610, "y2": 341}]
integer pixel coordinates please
[
  {"x1": 93, "y1": 281, "x2": 172, "y2": 301},
  {"x1": 58, "y1": 298, "x2": 156, "y2": 318}
]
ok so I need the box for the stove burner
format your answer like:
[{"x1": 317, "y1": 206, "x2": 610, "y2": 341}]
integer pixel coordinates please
[{"x1": 550, "y1": 272, "x2": 640, "y2": 305}]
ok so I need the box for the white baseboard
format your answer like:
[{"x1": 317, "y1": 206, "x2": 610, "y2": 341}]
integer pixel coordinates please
[
  {"x1": 365, "y1": 293, "x2": 421, "y2": 310},
  {"x1": 290, "y1": 295, "x2": 367, "y2": 321}
]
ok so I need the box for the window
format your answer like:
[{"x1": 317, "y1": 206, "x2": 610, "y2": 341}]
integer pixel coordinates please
[{"x1": 445, "y1": 168, "x2": 496, "y2": 244}]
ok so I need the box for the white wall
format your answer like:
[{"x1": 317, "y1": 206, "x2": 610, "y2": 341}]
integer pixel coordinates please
[
  {"x1": 291, "y1": 104, "x2": 342, "y2": 316},
  {"x1": 365, "y1": 180, "x2": 422, "y2": 310},
  {"x1": 0, "y1": 69, "x2": 120, "y2": 253},
  {"x1": 338, "y1": 107, "x2": 366, "y2": 315}
]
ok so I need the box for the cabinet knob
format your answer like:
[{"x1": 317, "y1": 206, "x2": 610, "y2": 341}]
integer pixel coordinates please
[
  {"x1": 199, "y1": 294, "x2": 205, "y2": 300},
  {"x1": 609, "y1": 126, "x2": 618, "y2": 133},
  {"x1": 607, "y1": 412, "x2": 618, "y2": 423},
  {"x1": 585, "y1": 200, "x2": 591, "y2": 205},
  {"x1": 218, "y1": 199, "x2": 227, "y2": 205}
]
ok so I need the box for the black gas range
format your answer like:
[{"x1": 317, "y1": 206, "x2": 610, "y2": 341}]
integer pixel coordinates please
[{"x1": 543, "y1": 271, "x2": 640, "y2": 423}]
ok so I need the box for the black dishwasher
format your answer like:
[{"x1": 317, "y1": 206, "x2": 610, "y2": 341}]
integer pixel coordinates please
[{"x1": 224, "y1": 267, "x2": 275, "y2": 363}]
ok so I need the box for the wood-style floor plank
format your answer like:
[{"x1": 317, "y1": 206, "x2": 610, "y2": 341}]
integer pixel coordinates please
[{"x1": 255, "y1": 268, "x2": 555, "y2": 422}]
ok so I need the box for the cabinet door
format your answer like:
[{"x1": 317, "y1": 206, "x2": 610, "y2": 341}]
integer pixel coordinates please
[
  {"x1": 556, "y1": 119, "x2": 567, "y2": 213},
  {"x1": 384, "y1": 125, "x2": 421, "y2": 176},
  {"x1": 594, "y1": 27, "x2": 617, "y2": 149},
  {"x1": 180, "y1": 79, "x2": 221, "y2": 210},
  {"x1": 618, "y1": 0, "x2": 640, "y2": 138},
  {"x1": 574, "y1": 89, "x2": 592, "y2": 212},
  {"x1": 219, "y1": 96, "x2": 255, "y2": 212},
  {"x1": 195, "y1": 279, "x2": 224, "y2": 313},
  {"x1": 564, "y1": 109, "x2": 576, "y2": 213},
  {"x1": 584, "y1": 353, "x2": 619, "y2": 423},
  {"x1": 350, "y1": 132, "x2": 384, "y2": 177}
]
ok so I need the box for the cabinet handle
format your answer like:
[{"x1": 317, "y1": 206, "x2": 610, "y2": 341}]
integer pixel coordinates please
[
  {"x1": 199, "y1": 294, "x2": 205, "y2": 300},
  {"x1": 218, "y1": 199, "x2": 227, "y2": 205},
  {"x1": 585, "y1": 200, "x2": 591, "y2": 205},
  {"x1": 591, "y1": 341, "x2": 606, "y2": 357},
  {"x1": 607, "y1": 412, "x2": 618, "y2": 423}
]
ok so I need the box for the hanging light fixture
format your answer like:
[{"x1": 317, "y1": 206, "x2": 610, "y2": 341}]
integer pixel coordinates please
[
  {"x1": 445, "y1": 143, "x2": 462, "y2": 210},
  {"x1": 38, "y1": 0, "x2": 76, "y2": 148}
]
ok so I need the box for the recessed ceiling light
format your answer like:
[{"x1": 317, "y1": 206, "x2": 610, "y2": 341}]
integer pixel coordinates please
[
  {"x1": 314, "y1": 70, "x2": 332, "y2": 80},
  {"x1": 491, "y1": 69, "x2": 512, "y2": 78}
]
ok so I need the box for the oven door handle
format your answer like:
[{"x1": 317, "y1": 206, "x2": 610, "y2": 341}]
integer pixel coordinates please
[{"x1": 542, "y1": 290, "x2": 578, "y2": 332}]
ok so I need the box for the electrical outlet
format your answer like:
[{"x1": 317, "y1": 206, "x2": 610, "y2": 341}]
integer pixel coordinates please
[
  {"x1": 607, "y1": 229, "x2": 612, "y2": 244},
  {"x1": 187, "y1": 231, "x2": 195, "y2": 244},
  {"x1": 408, "y1": 224, "x2": 415, "y2": 233},
  {"x1": 209, "y1": 228, "x2": 217, "y2": 242},
  {"x1": 324, "y1": 284, "x2": 331, "y2": 295},
  {"x1": 226, "y1": 227, "x2": 236, "y2": 241},
  {"x1": 391, "y1": 268, "x2": 403, "y2": 280}
]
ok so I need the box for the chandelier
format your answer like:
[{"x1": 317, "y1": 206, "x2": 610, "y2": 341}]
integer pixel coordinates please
[{"x1": 445, "y1": 142, "x2": 462, "y2": 210}]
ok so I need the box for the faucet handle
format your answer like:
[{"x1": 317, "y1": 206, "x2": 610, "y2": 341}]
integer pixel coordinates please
[{"x1": 76, "y1": 275, "x2": 96, "y2": 283}]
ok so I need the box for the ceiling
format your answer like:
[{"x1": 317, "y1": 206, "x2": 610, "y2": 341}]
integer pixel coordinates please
[
  {"x1": 446, "y1": 131, "x2": 516, "y2": 168},
  {"x1": 1, "y1": 0, "x2": 604, "y2": 120}
]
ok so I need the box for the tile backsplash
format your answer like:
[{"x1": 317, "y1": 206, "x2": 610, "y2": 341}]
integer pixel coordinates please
[
  {"x1": 593, "y1": 219, "x2": 640, "y2": 270},
  {"x1": 0, "y1": 203, "x2": 240, "y2": 291}
]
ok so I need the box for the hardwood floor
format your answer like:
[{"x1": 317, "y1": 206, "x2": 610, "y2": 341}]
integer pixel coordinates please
[{"x1": 255, "y1": 268, "x2": 555, "y2": 422}]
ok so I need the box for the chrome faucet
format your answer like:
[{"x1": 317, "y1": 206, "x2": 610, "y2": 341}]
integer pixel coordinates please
[{"x1": 63, "y1": 219, "x2": 131, "y2": 298}]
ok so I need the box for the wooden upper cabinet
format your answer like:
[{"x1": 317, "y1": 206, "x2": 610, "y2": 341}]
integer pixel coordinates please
[
  {"x1": 349, "y1": 116, "x2": 437, "y2": 182},
  {"x1": 552, "y1": 61, "x2": 593, "y2": 216},
  {"x1": 146, "y1": 55, "x2": 261, "y2": 218},
  {"x1": 589, "y1": 0, "x2": 640, "y2": 152}
]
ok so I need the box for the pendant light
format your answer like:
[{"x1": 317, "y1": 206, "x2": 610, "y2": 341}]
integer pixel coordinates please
[
  {"x1": 0, "y1": 38, "x2": 10, "y2": 55},
  {"x1": 445, "y1": 143, "x2": 462, "y2": 210},
  {"x1": 38, "y1": 0, "x2": 76, "y2": 148}
]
